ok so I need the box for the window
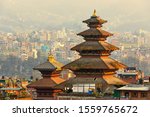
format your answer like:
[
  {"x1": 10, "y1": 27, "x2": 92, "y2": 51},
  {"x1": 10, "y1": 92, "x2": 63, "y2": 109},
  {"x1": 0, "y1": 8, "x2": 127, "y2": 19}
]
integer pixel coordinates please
[
  {"x1": 72, "y1": 86, "x2": 78, "y2": 92},
  {"x1": 84, "y1": 84, "x2": 90, "y2": 92},
  {"x1": 73, "y1": 84, "x2": 95, "y2": 93},
  {"x1": 124, "y1": 92, "x2": 129, "y2": 98},
  {"x1": 38, "y1": 93, "x2": 42, "y2": 96},
  {"x1": 78, "y1": 87, "x2": 84, "y2": 92},
  {"x1": 141, "y1": 92, "x2": 148, "y2": 98},
  {"x1": 78, "y1": 84, "x2": 84, "y2": 87},
  {"x1": 131, "y1": 92, "x2": 138, "y2": 97}
]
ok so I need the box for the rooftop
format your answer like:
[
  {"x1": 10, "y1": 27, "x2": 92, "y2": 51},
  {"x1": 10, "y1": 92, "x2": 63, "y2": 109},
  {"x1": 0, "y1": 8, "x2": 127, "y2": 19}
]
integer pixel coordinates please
[
  {"x1": 83, "y1": 10, "x2": 107, "y2": 26},
  {"x1": 117, "y1": 84, "x2": 150, "y2": 91},
  {"x1": 33, "y1": 53, "x2": 63, "y2": 71},
  {"x1": 77, "y1": 28, "x2": 113, "y2": 38},
  {"x1": 0, "y1": 88, "x2": 22, "y2": 91},
  {"x1": 71, "y1": 41, "x2": 119, "y2": 51},
  {"x1": 27, "y1": 77, "x2": 65, "y2": 89},
  {"x1": 63, "y1": 57, "x2": 126, "y2": 70},
  {"x1": 55, "y1": 75, "x2": 127, "y2": 89}
]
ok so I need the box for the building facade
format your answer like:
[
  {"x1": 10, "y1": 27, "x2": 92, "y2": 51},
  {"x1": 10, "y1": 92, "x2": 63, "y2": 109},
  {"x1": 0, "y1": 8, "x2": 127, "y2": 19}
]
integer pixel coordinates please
[{"x1": 117, "y1": 84, "x2": 150, "y2": 100}]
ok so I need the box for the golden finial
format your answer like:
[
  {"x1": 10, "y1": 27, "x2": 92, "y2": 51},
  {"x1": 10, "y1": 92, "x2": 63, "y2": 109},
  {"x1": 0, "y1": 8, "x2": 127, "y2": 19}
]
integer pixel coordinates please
[
  {"x1": 92, "y1": 9, "x2": 96, "y2": 16},
  {"x1": 48, "y1": 50, "x2": 54, "y2": 62}
]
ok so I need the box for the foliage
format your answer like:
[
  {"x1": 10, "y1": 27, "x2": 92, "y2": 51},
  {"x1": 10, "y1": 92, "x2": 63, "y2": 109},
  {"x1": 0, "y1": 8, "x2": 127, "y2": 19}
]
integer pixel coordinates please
[{"x1": 0, "y1": 55, "x2": 46, "y2": 77}]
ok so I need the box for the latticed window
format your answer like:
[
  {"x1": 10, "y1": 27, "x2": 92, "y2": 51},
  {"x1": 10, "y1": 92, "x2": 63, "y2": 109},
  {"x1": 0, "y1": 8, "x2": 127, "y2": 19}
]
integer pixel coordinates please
[
  {"x1": 141, "y1": 92, "x2": 148, "y2": 98},
  {"x1": 73, "y1": 84, "x2": 95, "y2": 93},
  {"x1": 131, "y1": 92, "x2": 138, "y2": 97}
]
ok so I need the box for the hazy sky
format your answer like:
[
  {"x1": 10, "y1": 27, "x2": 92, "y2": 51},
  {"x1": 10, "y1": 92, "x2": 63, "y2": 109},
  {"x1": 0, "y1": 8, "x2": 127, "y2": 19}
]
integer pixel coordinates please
[{"x1": 0, "y1": 0, "x2": 150, "y2": 32}]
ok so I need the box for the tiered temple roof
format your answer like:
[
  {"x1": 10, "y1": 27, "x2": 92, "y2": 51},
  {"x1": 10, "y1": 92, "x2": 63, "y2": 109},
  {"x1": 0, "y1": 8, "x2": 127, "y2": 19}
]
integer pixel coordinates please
[
  {"x1": 78, "y1": 28, "x2": 113, "y2": 38},
  {"x1": 27, "y1": 77, "x2": 64, "y2": 89},
  {"x1": 63, "y1": 57, "x2": 126, "y2": 71},
  {"x1": 83, "y1": 10, "x2": 107, "y2": 27},
  {"x1": 71, "y1": 41, "x2": 119, "y2": 51},
  {"x1": 56, "y1": 76, "x2": 127, "y2": 89},
  {"x1": 27, "y1": 53, "x2": 65, "y2": 89},
  {"x1": 33, "y1": 54, "x2": 63, "y2": 71},
  {"x1": 61, "y1": 10, "x2": 127, "y2": 86}
]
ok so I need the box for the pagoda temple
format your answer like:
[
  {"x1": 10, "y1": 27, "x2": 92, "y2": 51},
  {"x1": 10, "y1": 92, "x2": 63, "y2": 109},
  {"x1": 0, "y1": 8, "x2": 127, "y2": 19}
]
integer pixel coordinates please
[
  {"x1": 27, "y1": 52, "x2": 65, "y2": 99},
  {"x1": 56, "y1": 10, "x2": 127, "y2": 97}
]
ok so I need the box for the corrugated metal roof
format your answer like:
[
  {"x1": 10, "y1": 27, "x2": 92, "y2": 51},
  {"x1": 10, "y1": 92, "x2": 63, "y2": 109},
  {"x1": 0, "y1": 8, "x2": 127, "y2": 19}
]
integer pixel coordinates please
[
  {"x1": 0, "y1": 88, "x2": 22, "y2": 90},
  {"x1": 117, "y1": 85, "x2": 150, "y2": 91}
]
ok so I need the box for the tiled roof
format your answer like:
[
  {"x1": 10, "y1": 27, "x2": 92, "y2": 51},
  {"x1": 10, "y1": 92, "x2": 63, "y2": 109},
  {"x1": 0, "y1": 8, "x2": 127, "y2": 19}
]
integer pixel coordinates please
[
  {"x1": 51, "y1": 77, "x2": 65, "y2": 84},
  {"x1": 117, "y1": 84, "x2": 150, "y2": 91},
  {"x1": 33, "y1": 60, "x2": 63, "y2": 71},
  {"x1": 34, "y1": 61, "x2": 56, "y2": 71},
  {"x1": 83, "y1": 16, "x2": 107, "y2": 25},
  {"x1": 63, "y1": 57, "x2": 127, "y2": 70},
  {"x1": 71, "y1": 41, "x2": 119, "y2": 51},
  {"x1": 55, "y1": 75, "x2": 127, "y2": 88},
  {"x1": 103, "y1": 75, "x2": 127, "y2": 85},
  {"x1": 55, "y1": 77, "x2": 106, "y2": 88},
  {"x1": 27, "y1": 77, "x2": 65, "y2": 89},
  {"x1": 121, "y1": 78, "x2": 137, "y2": 84},
  {"x1": 77, "y1": 28, "x2": 113, "y2": 37}
]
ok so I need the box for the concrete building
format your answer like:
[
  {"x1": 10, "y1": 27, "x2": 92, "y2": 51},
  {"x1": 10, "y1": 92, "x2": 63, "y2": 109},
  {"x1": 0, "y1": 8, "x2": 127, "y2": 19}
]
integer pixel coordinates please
[{"x1": 117, "y1": 84, "x2": 150, "y2": 100}]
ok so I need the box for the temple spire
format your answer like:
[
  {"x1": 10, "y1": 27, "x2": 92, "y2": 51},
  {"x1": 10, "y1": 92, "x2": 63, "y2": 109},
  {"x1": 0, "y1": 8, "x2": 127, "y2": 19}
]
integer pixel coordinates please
[
  {"x1": 48, "y1": 50, "x2": 54, "y2": 62},
  {"x1": 92, "y1": 9, "x2": 97, "y2": 16}
]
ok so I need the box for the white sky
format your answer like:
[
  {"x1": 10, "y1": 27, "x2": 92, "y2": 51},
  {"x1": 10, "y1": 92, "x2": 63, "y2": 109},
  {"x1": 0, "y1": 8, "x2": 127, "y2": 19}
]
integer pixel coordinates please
[{"x1": 0, "y1": 0, "x2": 150, "y2": 31}]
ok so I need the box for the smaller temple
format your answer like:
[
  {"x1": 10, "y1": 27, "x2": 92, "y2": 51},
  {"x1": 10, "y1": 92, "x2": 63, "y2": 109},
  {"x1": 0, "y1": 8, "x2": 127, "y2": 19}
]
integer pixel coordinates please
[{"x1": 27, "y1": 52, "x2": 65, "y2": 99}]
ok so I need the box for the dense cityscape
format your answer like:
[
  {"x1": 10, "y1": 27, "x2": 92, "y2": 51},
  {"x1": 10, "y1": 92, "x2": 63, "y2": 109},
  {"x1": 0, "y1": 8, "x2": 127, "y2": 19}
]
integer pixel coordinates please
[
  {"x1": 0, "y1": 0, "x2": 150, "y2": 100},
  {"x1": 0, "y1": 28, "x2": 80, "y2": 77},
  {"x1": 0, "y1": 28, "x2": 150, "y2": 78}
]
